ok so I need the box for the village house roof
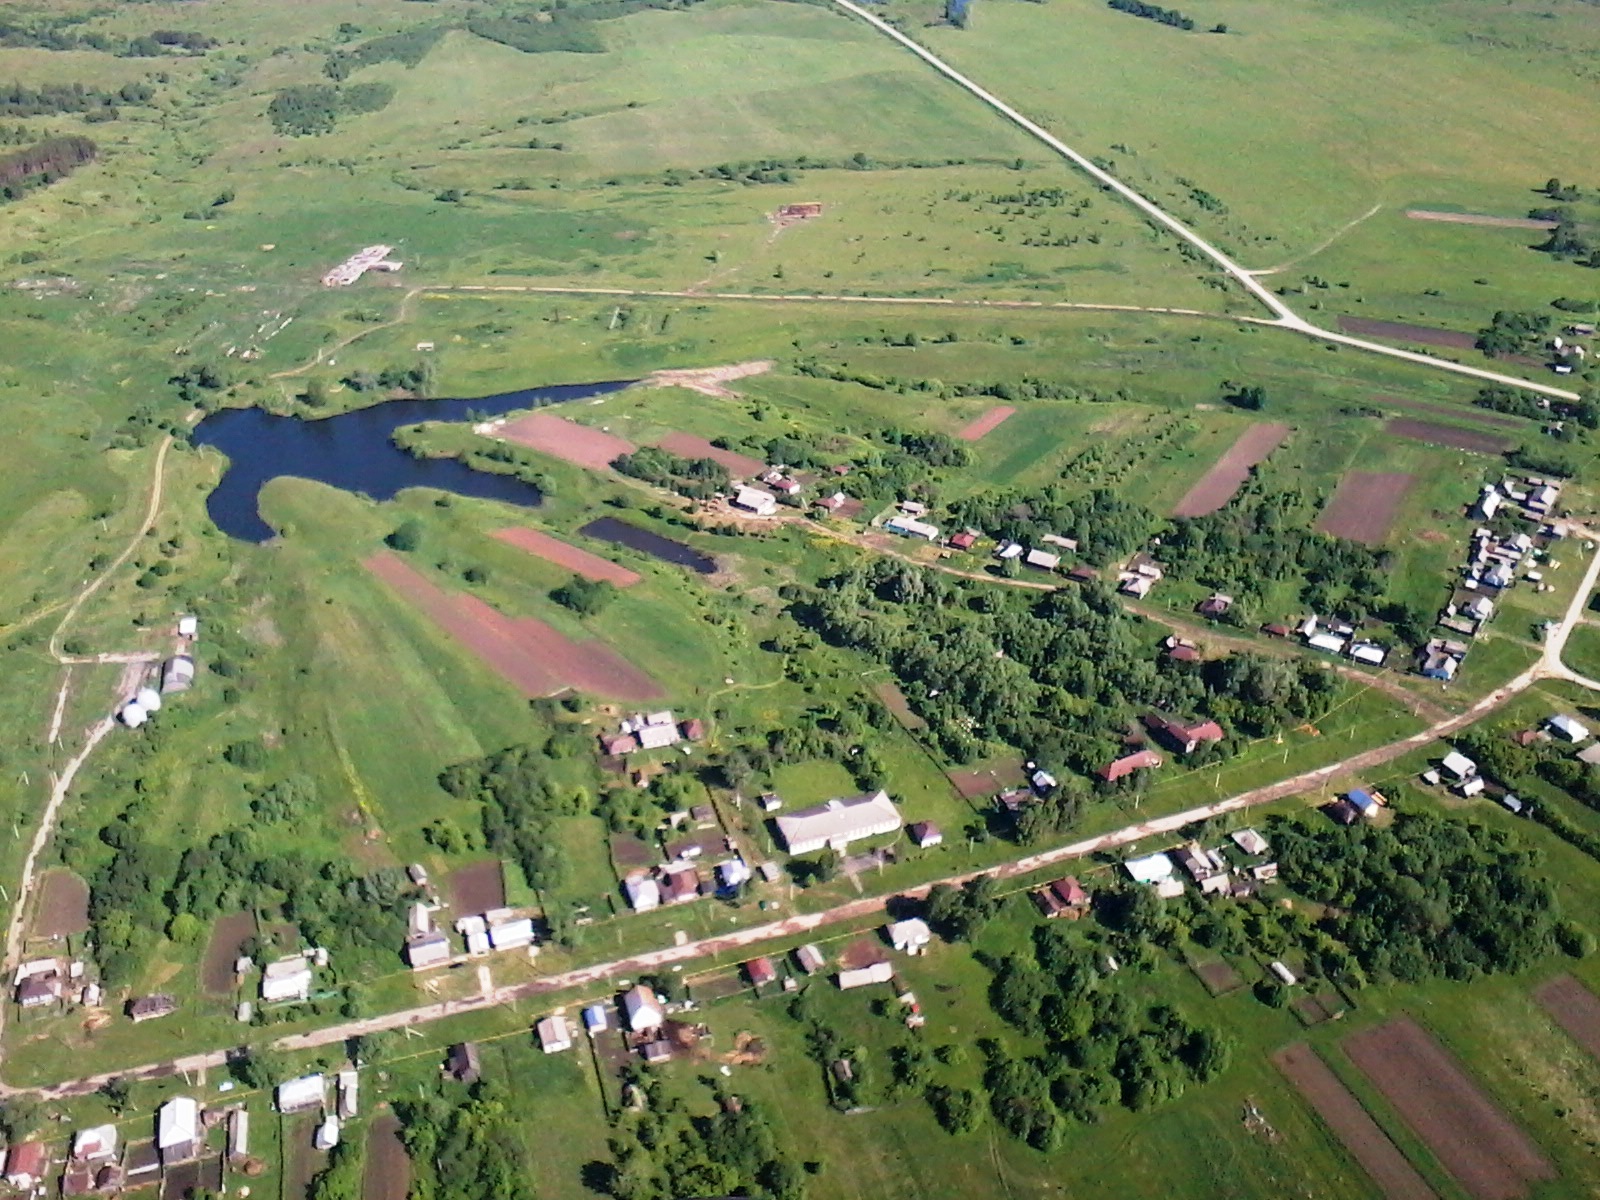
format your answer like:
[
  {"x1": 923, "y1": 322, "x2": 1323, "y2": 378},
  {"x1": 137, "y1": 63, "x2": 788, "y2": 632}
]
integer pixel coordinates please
[
  {"x1": 908, "y1": 820, "x2": 942, "y2": 848},
  {"x1": 536, "y1": 1015, "x2": 572, "y2": 1053},
  {"x1": 948, "y1": 531, "x2": 978, "y2": 550},
  {"x1": 447, "y1": 1042, "x2": 481, "y2": 1083},
  {"x1": 127, "y1": 993, "x2": 177, "y2": 1022},
  {"x1": 156, "y1": 1097, "x2": 199, "y2": 1154},
  {"x1": 1101, "y1": 749, "x2": 1162, "y2": 782},
  {"x1": 774, "y1": 790, "x2": 902, "y2": 855},
  {"x1": 1125, "y1": 852, "x2": 1175, "y2": 884},
  {"x1": 276, "y1": 1075, "x2": 325, "y2": 1113},
  {"x1": 5, "y1": 1141, "x2": 47, "y2": 1185},
  {"x1": 1142, "y1": 712, "x2": 1224, "y2": 753},
  {"x1": 745, "y1": 957, "x2": 778, "y2": 986},
  {"x1": 795, "y1": 944, "x2": 826, "y2": 974}
]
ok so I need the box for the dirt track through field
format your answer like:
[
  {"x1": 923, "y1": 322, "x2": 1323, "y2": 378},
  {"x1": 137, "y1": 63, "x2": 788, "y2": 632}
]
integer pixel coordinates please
[
  {"x1": 1274, "y1": 1043, "x2": 1436, "y2": 1200},
  {"x1": 491, "y1": 527, "x2": 641, "y2": 587},
  {"x1": 496, "y1": 411, "x2": 636, "y2": 471},
  {"x1": 1534, "y1": 974, "x2": 1600, "y2": 1062},
  {"x1": 366, "y1": 552, "x2": 662, "y2": 700},
  {"x1": 1316, "y1": 471, "x2": 1416, "y2": 544},
  {"x1": 1344, "y1": 1017, "x2": 1555, "y2": 1200},
  {"x1": 1406, "y1": 210, "x2": 1557, "y2": 231},
  {"x1": 1385, "y1": 418, "x2": 1513, "y2": 455},
  {"x1": 1171, "y1": 422, "x2": 1291, "y2": 517},
  {"x1": 656, "y1": 432, "x2": 766, "y2": 478},
  {"x1": 957, "y1": 405, "x2": 1016, "y2": 441}
]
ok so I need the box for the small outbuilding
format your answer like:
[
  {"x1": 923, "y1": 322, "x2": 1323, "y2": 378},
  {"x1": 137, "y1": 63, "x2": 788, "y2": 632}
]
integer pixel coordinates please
[
  {"x1": 1548, "y1": 713, "x2": 1590, "y2": 743},
  {"x1": 536, "y1": 1015, "x2": 573, "y2": 1054},
  {"x1": 887, "y1": 918, "x2": 932, "y2": 954}
]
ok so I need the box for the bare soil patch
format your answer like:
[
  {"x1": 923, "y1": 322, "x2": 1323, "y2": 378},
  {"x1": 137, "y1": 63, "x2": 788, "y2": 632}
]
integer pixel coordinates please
[
  {"x1": 1385, "y1": 418, "x2": 1513, "y2": 456},
  {"x1": 1192, "y1": 958, "x2": 1244, "y2": 996},
  {"x1": 1273, "y1": 1042, "x2": 1436, "y2": 1200},
  {"x1": 1293, "y1": 990, "x2": 1350, "y2": 1025},
  {"x1": 1339, "y1": 316, "x2": 1478, "y2": 350},
  {"x1": 609, "y1": 833, "x2": 655, "y2": 871},
  {"x1": 367, "y1": 552, "x2": 662, "y2": 700},
  {"x1": 1171, "y1": 422, "x2": 1291, "y2": 517},
  {"x1": 1316, "y1": 471, "x2": 1417, "y2": 544},
  {"x1": 202, "y1": 911, "x2": 256, "y2": 995},
  {"x1": 363, "y1": 1114, "x2": 410, "y2": 1200},
  {"x1": 491, "y1": 526, "x2": 641, "y2": 587},
  {"x1": 656, "y1": 432, "x2": 766, "y2": 478},
  {"x1": 495, "y1": 411, "x2": 636, "y2": 471},
  {"x1": 1375, "y1": 395, "x2": 1526, "y2": 430},
  {"x1": 1534, "y1": 974, "x2": 1600, "y2": 1061},
  {"x1": 947, "y1": 758, "x2": 1027, "y2": 800},
  {"x1": 448, "y1": 860, "x2": 506, "y2": 915},
  {"x1": 837, "y1": 936, "x2": 890, "y2": 971},
  {"x1": 1407, "y1": 210, "x2": 1556, "y2": 231},
  {"x1": 1344, "y1": 1016, "x2": 1555, "y2": 1200},
  {"x1": 957, "y1": 405, "x2": 1016, "y2": 442},
  {"x1": 282, "y1": 1117, "x2": 323, "y2": 1200},
  {"x1": 640, "y1": 361, "x2": 773, "y2": 400},
  {"x1": 30, "y1": 868, "x2": 88, "y2": 939},
  {"x1": 874, "y1": 681, "x2": 926, "y2": 731}
]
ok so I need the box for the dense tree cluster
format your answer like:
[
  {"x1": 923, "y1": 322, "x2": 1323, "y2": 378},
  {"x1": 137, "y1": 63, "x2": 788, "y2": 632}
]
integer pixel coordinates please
[
  {"x1": 268, "y1": 82, "x2": 394, "y2": 135},
  {"x1": 396, "y1": 1079, "x2": 532, "y2": 1200},
  {"x1": 1476, "y1": 384, "x2": 1599, "y2": 429},
  {"x1": 0, "y1": 19, "x2": 211, "y2": 56},
  {"x1": 1476, "y1": 309, "x2": 1551, "y2": 358},
  {"x1": 1530, "y1": 206, "x2": 1600, "y2": 269},
  {"x1": 550, "y1": 575, "x2": 617, "y2": 615},
  {"x1": 795, "y1": 559, "x2": 1336, "y2": 774},
  {"x1": 324, "y1": 27, "x2": 444, "y2": 79},
  {"x1": 946, "y1": 484, "x2": 1155, "y2": 566},
  {"x1": 79, "y1": 794, "x2": 415, "y2": 986},
  {"x1": 0, "y1": 81, "x2": 150, "y2": 117},
  {"x1": 0, "y1": 135, "x2": 95, "y2": 202},
  {"x1": 982, "y1": 922, "x2": 1229, "y2": 1147},
  {"x1": 1271, "y1": 812, "x2": 1560, "y2": 981},
  {"x1": 344, "y1": 360, "x2": 434, "y2": 395},
  {"x1": 596, "y1": 1069, "x2": 807, "y2": 1200},
  {"x1": 1107, "y1": 0, "x2": 1196, "y2": 30},
  {"x1": 438, "y1": 735, "x2": 597, "y2": 898},
  {"x1": 613, "y1": 447, "x2": 730, "y2": 500}
]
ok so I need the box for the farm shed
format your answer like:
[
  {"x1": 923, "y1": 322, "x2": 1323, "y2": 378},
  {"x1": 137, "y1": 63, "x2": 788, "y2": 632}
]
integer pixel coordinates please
[
  {"x1": 1458, "y1": 776, "x2": 1486, "y2": 798},
  {"x1": 127, "y1": 994, "x2": 176, "y2": 1023},
  {"x1": 1101, "y1": 749, "x2": 1162, "y2": 782},
  {"x1": 405, "y1": 931, "x2": 451, "y2": 970},
  {"x1": 1025, "y1": 548, "x2": 1060, "y2": 570},
  {"x1": 583, "y1": 1004, "x2": 609, "y2": 1034},
  {"x1": 276, "y1": 1074, "x2": 326, "y2": 1114},
  {"x1": 446, "y1": 1043, "x2": 481, "y2": 1084},
  {"x1": 338, "y1": 1071, "x2": 358, "y2": 1119},
  {"x1": 908, "y1": 821, "x2": 942, "y2": 848},
  {"x1": 261, "y1": 956, "x2": 312, "y2": 1003},
  {"x1": 1269, "y1": 961, "x2": 1297, "y2": 986},
  {"x1": 885, "y1": 515, "x2": 939, "y2": 540},
  {"x1": 774, "y1": 790, "x2": 903, "y2": 855},
  {"x1": 488, "y1": 918, "x2": 534, "y2": 950},
  {"x1": 733, "y1": 486, "x2": 777, "y2": 517},
  {"x1": 1346, "y1": 788, "x2": 1385, "y2": 819},
  {"x1": 1348, "y1": 642, "x2": 1387, "y2": 666},
  {"x1": 1440, "y1": 751, "x2": 1478, "y2": 780},
  {"x1": 229, "y1": 1111, "x2": 249, "y2": 1161},
  {"x1": 795, "y1": 944, "x2": 826, "y2": 974},
  {"x1": 160, "y1": 655, "x2": 196, "y2": 694},
  {"x1": 537, "y1": 1015, "x2": 573, "y2": 1054},
  {"x1": 1307, "y1": 632, "x2": 1347, "y2": 654}
]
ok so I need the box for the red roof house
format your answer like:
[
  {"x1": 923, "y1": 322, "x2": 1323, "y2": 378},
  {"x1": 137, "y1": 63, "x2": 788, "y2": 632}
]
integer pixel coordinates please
[
  {"x1": 1101, "y1": 749, "x2": 1162, "y2": 783},
  {"x1": 745, "y1": 956, "x2": 778, "y2": 987},
  {"x1": 1034, "y1": 877, "x2": 1089, "y2": 919},
  {"x1": 948, "y1": 532, "x2": 978, "y2": 551},
  {"x1": 680, "y1": 718, "x2": 706, "y2": 742},
  {"x1": 600, "y1": 732, "x2": 639, "y2": 757},
  {"x1": 1143, "y1": 713, "x2": 1225, "y2": 755}
]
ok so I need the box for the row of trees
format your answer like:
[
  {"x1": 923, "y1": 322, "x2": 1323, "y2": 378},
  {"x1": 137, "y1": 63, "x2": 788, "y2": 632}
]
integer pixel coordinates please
[
  {"x1": 1107, "y1": 0, "x2": 1196, "y2": 30},
  {"x1": 0, "y1": 20, "x2": 211, "y2": 55},
  {"x1": 0, "y1": 80, "x2": 151, "y2": 116},
  {"x1": 613, "y1": 447, "x2": 730, "y2": 500},
  {"x1": 267, "y1": 82, "x2": 394, "y2": 135},
  {"x1": 1477, "y1": 384, "x2": 1600, "y2": 428}
]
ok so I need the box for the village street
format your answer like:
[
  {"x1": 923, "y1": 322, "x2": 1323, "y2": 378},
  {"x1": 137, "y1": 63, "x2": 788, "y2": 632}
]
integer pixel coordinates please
[{"x1": 12, "y1": 527, "x2": 1599, "y2": 1100}]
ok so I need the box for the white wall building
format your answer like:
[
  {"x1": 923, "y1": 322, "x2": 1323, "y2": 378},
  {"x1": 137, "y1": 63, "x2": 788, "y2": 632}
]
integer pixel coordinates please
[{"x1": 774, "y1": 790, "x2": 903, "y2": 855}]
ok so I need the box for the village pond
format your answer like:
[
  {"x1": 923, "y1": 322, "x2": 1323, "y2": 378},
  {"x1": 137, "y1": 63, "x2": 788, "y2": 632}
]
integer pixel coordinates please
[
  {"x1": 192, "y1": 380, "x2": 634, "y2": 542},
  {"x1": 578, "y1": 516, "x2": 717, "y2": 574}
]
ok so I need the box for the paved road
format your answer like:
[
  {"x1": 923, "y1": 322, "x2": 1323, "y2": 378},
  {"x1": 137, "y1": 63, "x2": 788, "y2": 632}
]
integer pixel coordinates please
[{"x1": 826, "y1": 0, "x2": 1578, "y2": 403}]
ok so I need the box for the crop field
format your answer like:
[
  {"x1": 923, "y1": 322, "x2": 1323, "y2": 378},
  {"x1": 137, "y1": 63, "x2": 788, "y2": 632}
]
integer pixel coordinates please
[
  {"x1": 489, "y1": 525, "x2": 642, "y2": 587},
  {"x1": 1343, "y1": 1016, "x2": 1556, "y2": 1200},
  {"x1": 28, "y1": 868, "x2": 89, "y2": 940},
  {"x1": 1170, "y1": 422, "x2": 1291, "y2": 517},
  {"x1": 1315, "y1": 471, "x2": 1416, "y2": 544},
  {"x1": 1534, "y1": 975, "x2": 1600, "y2": 1062}
]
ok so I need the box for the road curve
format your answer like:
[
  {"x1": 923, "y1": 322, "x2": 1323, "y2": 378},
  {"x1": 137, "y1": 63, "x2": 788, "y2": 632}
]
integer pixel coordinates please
[{"x1": 826, "y1": 0, "x2": 1578, "y2": 403}]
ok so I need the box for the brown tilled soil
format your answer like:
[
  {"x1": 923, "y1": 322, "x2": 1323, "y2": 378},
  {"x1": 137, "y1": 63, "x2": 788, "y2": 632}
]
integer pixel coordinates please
[
  {"x1": 1192, "y1": 959, "x2": 1244, "y2": 996},
  {"x1": 362, "y1": 1114, "x2": 410, "y2": 1200},
  {"x1": 609, "y1": 833, "x2": 656, "y2": 870},
  {"x1": 448, "y1": 860, "x2": 506, "y2": 915},
  {"x1": 1273, "y1": 1042, "x2": 1437, "y2": 1200},
  {"x1": 1376, "y1": 395, "x2": 1526, "y2": 430},
  {"x1": 947, "y1": 759, "x2": 1028, "y2": 799},
  {"x1": 496, "y1": 411, "x2": 636, "y2": 470},
  {"x1": 1344, "y1": 1016, "x2": 1555, "y2": 1200},
  {"x1": 1534, "y1": 974, "x2": 1600, "y2": 1061},
  {"x1": 1339, "y1": 316, "x2": 1478, "y2": 350},
  {"x1": 1406, "y1": 210, "x2": 1557, "y2": 230},
  {"x1": 874, "y1": 681, "x2": 926, "y2": 731},
  {"x1": 367, "y1": 552, "x2": 662, "y2": 700},
  {"x1": 491, "y1": 526, "x2": 641, "y2": 587},
  {"x1": 1172, "y1": 422, "x2": 1291, "y2": 517},
  {"x1": 1316, "y1": 471, "x2": 1417, "y2": 544},
  {"x1": 1385, "y1": 418, "x2": 1513, "y2": 455},
  {"x1": 837, "y1": 936, "x2": 890, "y2": 971},
  {"x1": 201, "y1": 911, "x2": 256, "y2": 994},
  {"x1": 957, "y1": 405, "x2": 1016, "y2": 442},
  {"x1": 30, "y1": 869, "x2": 89, "y2": 939},
  {"x1": 656, "y1": 431, "x2": 766, "y2": 478}
]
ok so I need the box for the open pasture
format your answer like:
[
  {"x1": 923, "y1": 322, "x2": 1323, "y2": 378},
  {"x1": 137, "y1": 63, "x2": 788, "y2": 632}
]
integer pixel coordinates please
[
  {"x1": 490, "y1": 526, "x2": 641, "y2": 587},
  {"x1": 1344, "y1": 1016, "x2": 1556, "y2": 1200},
  {"x1": 1315, "y1": 471, "x2": 1416, "y2": 544},
  {"x1": 366, "y1": 551, "x2": 662, "y2": 700},
  {"x1": 1273, "y1": 1042, "x2": 1436, "y2": 1200},
  {"x1": 1170, "y1": 422, "x2": 1291, "y2": 517}
]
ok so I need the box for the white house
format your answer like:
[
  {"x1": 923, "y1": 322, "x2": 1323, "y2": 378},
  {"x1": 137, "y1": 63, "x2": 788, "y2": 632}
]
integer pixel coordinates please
[
  {"x1": 885, "y1": 515, "x2": 940, "y2": 541},
  {"x1": 72, "y1": 1125, "x2": 118, "y2": 1162},
  {"x1": 261, "y1": 957, "x2": 312, "y2": 1003},
  {"x1": 1307, "y1": 632, "x2": 1347, "y2": 655},
  {"x1": 1124, "y1": 852, "x2": 1175, "y2": 885},
  {"x1": 338, "y1": 1071, "x2": 358, "y2": 1119},
  {"x1": 1024, "y1": 549, "x2": 1061, "y2": 570},
  {"x1": 887, "y1": 918, "x2": 932, "y2": 954},
  {"x1": 405, "y1": 931, "x2": 451, "y2": 970},
  {"x1": 1231, "y1": 828, "x2": 1270, "y2": 856},
  {"x1": 1548, "y1": 713, "x2": 1590, "y2": 743},
  {"x1": 1348, "y1": 643, "x2": 1387, "y2": 666},
  {"x1": 774, "y1": 790, "x2": 902, "y2": 855},
  {"x1": 488, "y1": 918, "x2": 535, "y2": 950},
  {"x1": 157, "y1": 1098, "x2": 200, "y2": 1163},
  {"x1": 537, "y1": 1015, "x2": 573, "y2": 1054},
  {"x1": 1440, "y1": 751, "x2": 1478, "y2": 781},
  {"x1": 837, "y1": 961, "x2": 894, "y2": 990},
  {"x1": 734, "y1": 486, "x2": 778, "y2": 517},
  {"x1": 276, "y1": 1074, "x2": 325, "y2": 1114},
  {"x1": 622, "y1": 984, "x2": 664, "y2": 1031},
  {"x1": 583, "y1": 1004, "x2": 609, "y2": 1034},
  {"x1": 623, "y1": 873, "x2": 661, "y2": 911}
]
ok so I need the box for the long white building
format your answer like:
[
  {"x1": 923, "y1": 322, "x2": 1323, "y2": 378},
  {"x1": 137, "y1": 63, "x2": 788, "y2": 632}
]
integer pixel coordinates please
[{"x1": 774, "y1": 790, "x2": 902, "y2": 855}]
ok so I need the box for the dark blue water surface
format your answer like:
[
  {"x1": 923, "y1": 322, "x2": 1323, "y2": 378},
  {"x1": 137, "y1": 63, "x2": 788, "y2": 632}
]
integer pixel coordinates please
[
  {"x1": 192, "y1": 380, "x2": 635, "y2": 542},
  {"x1": 579, "y1": 516, "x2": 717, "y2": 574}
]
